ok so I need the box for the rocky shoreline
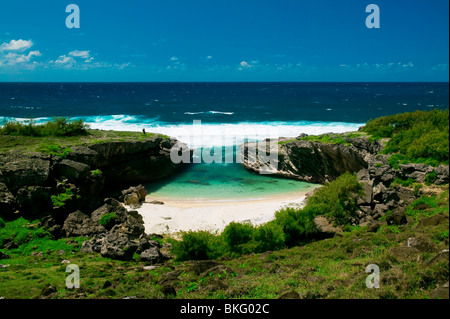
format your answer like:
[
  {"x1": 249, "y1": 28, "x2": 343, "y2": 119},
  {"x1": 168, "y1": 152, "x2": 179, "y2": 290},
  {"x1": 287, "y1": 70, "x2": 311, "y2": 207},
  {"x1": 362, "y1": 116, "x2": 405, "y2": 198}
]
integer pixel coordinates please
[
  {"x1": 1, "y1": 130, "x2": 449, "y2": 264},
  {"x1": 242, "y1": 133, "x2": 449, "y2": 234},
  {"x1": 0, "y1": 135, "x2": 188, "y2": 262}
]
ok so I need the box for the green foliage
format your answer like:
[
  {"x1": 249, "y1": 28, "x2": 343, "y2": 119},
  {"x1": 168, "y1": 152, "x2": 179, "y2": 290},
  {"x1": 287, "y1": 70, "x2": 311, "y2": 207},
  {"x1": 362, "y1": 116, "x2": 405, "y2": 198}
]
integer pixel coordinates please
[
  {"x1": 391, "y1": 177, "x2": 415, "y2": 188},
  {"x1": 362, "y1": 110, "x2": 449, "y2": 166},
  {"x1": 305, "y1": 172, "x2": 363, "y2": 225},
  {"x1": 405, "y1": 196, "x2": 439, "y2": 218},
  {"x1": 0, "y1": 117, "x2": 89, "y2": 137},
  {"x1": 50, "y1": 188, "x2": 74, "y2": 207},
  {"x1": 98, "y1": 212, "x2": 117, "y2": 227},
  {"x1": 172, "y1": 231, "x2": 224, "y2": 261},
  {"x1": 0, "y1": 217, "x2": 49, "y2": 248},
  {"x1": 253, "y1": 222, "x2": 285, "y2": 252},
  {"x1": 91, "y1": 169, "x2": 101, "y2": 177},
  {"x1": 425, "y1": 170, "x2": 438, "y2": 186},
  {"x1": 273, "y1": 207, "x2": 317, "y2": 246},
  {"x1": 388, "y1": 154, "x2": 409, "y2": 169},
  {"x1": 38, "y1": 144, "x2": 72, "y2": 158},
  {"x1": 222, "y1": 222, "x2": 254, "y2": 255},
  {"x1": 0, "y1": 217, "x2": 5, "y2": 229}
]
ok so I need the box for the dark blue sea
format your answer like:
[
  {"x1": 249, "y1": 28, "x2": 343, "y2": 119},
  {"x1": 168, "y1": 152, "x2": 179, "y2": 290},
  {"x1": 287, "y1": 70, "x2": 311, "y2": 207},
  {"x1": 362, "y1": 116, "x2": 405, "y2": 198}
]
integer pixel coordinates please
[{"x1": 0, "y1": 82, "x2": 448, "y2": 122}]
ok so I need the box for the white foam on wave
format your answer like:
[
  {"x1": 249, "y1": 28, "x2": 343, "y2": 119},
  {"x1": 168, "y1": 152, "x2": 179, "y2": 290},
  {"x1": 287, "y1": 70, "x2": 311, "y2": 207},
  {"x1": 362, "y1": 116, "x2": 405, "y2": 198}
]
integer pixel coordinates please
[
  {"x1": 0, "y1": 115, "x2": 364, "y2": 148},
  {"x1": 82, "y1": 116, "x2": 364, "y2": 148},
  {"x1": 184, "y1": 111, "x2": 234, "y2": 115}
]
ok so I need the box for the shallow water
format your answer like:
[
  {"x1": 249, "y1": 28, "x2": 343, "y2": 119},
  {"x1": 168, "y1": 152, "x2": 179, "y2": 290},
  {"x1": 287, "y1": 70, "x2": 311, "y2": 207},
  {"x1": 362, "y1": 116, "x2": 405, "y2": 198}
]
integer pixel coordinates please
[{"x1": 145, "y1": 147, "x2": 318, "y2": 200}]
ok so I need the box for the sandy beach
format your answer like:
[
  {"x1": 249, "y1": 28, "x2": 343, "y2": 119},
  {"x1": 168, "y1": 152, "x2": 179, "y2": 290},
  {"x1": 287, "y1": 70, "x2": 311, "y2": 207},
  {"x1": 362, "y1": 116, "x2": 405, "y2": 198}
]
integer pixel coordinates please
[{"x1": 132, "y1": 192, "x2": 311, "y2": 236}]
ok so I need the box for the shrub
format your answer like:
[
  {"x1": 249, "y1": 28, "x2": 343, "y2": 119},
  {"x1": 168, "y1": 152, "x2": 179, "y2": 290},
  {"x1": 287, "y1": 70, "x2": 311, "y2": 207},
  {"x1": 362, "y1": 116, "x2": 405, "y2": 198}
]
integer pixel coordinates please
[
  {"x1": 0, "y1": 117, "x2": 89, "y2": 137},
  {"x1": 362, "y1": 110, "x2": 449, "y2": 165},
  {"x1": 424, "y1": 170, "x2": 437, "y2": 186},
  {"x1": 253, "y1": 222, "x2": 285, "y2": 252},
  {"x1": 172, "y1": 231, "x2": 223, "y2": 261},
  {"x1": 306, "y1": 172, "x2": 363, "y2": 225},
  {"x1": 274, "y1": 207, "x2": 317, "y2": 246},
  {"x1": 221, "y1": 222, "x2": 254, "y2": 255}
]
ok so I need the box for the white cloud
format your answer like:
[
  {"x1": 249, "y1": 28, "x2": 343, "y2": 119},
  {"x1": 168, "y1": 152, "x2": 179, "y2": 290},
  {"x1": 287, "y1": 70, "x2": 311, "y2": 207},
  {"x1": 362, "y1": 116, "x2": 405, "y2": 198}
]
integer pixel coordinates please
[
  {"x1": 206, "y1": 56, "x2": 213, "y2": 60},
  {"x1": 69, "y1": 50, "x2": 90, "y2": 59},
  {"x1": 170, "y1": 56, "x2": 179, "y2": 61},
  {"x1": 0, "y1": 39, "x2": 41, "y2": 68},
  {"x1": 240, "y1": 61, "x2": 250, "y2": 67},
  {"x1": 4, "y1": 50, "x2": 41, "y2": 64},
  {"x1": 0, "y1": 39, "x2": 33, "y2": 52}
]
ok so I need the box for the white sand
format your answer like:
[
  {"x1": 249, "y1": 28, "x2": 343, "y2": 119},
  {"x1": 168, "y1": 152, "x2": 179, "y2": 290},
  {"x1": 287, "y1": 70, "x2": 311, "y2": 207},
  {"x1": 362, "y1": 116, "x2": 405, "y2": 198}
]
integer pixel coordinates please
[{"x1": 131, "y1": 192, "x2": 310, "y2": 236}]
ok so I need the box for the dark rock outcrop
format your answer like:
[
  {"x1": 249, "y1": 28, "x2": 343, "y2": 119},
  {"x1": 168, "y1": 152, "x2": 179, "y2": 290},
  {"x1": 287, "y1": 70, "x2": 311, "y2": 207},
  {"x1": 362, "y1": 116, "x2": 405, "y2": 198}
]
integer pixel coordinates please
[
  {"x1": 62, "y1": 210, "x2": 106, "y2": 237},
  {"x1": 241, "y1": 135, "x2": 382, "y2": 183},
  {"x1": 100, "y1": 232, "x2": 138, "y2": 261},
  {"x1": 0, "y1": 136, "x2": 187, "y2": 218}
]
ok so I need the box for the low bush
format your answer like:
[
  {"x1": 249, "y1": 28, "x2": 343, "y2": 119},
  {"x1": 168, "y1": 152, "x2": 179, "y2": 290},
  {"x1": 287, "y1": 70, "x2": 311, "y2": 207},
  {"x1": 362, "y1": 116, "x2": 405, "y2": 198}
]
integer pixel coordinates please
[
  {"x1": 0, "y1": 117, "x2": 89, "y2": 137},
  {"x1": 362, "y1": 110, "x2": 449, "y2": 166}
]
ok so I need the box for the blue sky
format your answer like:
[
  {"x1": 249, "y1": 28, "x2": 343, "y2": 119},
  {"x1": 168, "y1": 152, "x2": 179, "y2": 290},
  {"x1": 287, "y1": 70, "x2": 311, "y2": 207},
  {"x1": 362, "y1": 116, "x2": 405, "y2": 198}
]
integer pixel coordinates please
[{"x1": 0, "y1": 0, "x2": 448, "y2": 82}]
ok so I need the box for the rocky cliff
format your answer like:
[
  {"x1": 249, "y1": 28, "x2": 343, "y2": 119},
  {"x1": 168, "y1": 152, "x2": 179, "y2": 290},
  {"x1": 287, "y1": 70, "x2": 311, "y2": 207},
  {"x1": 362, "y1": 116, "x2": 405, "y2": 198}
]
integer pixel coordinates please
[
  {"x1": 242, "y1": 134, "x2": 383, "y2": 183},
  {"x1": 0, "y1": 135, "x2": 187, "y2": 218},
  {"x1": 241, "y1": 132, "x2": 449, "y2": 230}
]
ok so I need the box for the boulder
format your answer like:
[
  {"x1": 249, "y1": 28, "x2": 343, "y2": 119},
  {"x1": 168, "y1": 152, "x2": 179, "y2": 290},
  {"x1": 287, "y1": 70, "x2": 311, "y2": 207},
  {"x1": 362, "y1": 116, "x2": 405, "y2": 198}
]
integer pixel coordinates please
[
  {"x1": 100, "y1": 232, "x2": 138, "y2": 261},
  {"x1": 313, "y1": 216, "x2": 343, "y2": 238},
  {"x1": 0, "y1": 182, "x2": 16, "y2": 215},
  {"x1": 373, "y1": 165, "x2": 396, "y2": 186},
  {"x1": 417, "y1": 214, "x2": 449, "y2": 228},
  {"x1": 53, "y1": 159, "x2": 91, "y2": 183},
  {"x1": 407, "y1": 236, "x2": 437, "y2": 253},
  {"x1": 91, "y1": 203, "x2": 128, "y2": 229},
  {"x1": 40, "y1": 284, "x2": 57, "y2": 298},
  {"x1": 278, "y1": 291, "x2": 302, "y2": 299},
  {"x1": 110, "y1": 215, "x2": 145, "y2": 239},
  {"x1": 140, "y1": 246, "x2": 164, "y2": 264},
  {"x1": 427, "y1": 250, "x2": 450, "y2": 266},
  {"x1": 395, "y1": 186, "x2": 416, "y2": 205},
  {"x1": 0, "y1": 154, "x2": 50, "y2": 193},
  {"x1": 136, "y1": 234, "x2": 160, "y2": 253},
  {"x1": 389, "y1": 246, "x2": 421, "y2": 261},
  {"x1": 430, "y1": 282, "x2": 449, "y2": 299},
  {"x1": 123, "y1": 193, "x2": 140, "y2": 206},
  {"x1": 16, "y1": 186, "x2": 53, "y2": 215},
  {"x1": 435, "y1": 165, "x2": 449, "y2": 185},
  {"x1": 120, "y1": 185, "x2": 148, "y2": 205},
  {"x1": 62, "y1": 210, "x2": 106, "y2": 237},
  {"x1": 386, "y1": 210, "x2": 407, "y2": 226},
  {"x1": 80, "y1": 234, "x2": 105, "y2": 253}
]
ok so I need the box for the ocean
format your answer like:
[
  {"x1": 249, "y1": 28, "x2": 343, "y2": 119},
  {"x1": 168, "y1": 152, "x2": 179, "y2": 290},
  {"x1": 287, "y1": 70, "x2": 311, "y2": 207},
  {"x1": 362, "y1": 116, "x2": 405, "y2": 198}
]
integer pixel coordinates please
[{"x1": 1, "y1": 82, "x2": 448, "y2": 200}]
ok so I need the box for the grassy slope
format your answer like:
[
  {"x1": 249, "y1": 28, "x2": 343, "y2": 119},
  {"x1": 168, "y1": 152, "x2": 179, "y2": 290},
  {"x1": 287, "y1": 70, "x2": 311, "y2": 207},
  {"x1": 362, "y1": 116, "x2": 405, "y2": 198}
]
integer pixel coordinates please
[{"x1": 0, "y1": 188, "x2": 448, "y2": 299}]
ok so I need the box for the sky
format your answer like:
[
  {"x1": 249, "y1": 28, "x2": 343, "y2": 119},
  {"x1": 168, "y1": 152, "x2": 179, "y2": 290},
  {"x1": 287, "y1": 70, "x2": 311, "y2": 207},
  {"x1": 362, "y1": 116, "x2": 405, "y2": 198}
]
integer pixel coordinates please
[{"x1": 0, "y1": 0, "x2": 448, "y2": 82}]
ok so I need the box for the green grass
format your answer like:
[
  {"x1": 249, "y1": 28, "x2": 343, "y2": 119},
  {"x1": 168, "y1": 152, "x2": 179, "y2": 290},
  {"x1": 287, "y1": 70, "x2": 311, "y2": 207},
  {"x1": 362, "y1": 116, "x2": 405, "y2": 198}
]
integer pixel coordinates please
[
  {"x1": 98, "y1": 212, "x2": 117, "y2": 228},
  {"x1": 0, "y1": 190, "x2": 448, "y2": 299},
  {"x1": 362, "y1": 110, "x2": 449, "y2": 166},
  {"x1": 0, "y1": 128, "x2": 169, "y2": 154},
  {"x1": 390, "y1": 177, "x2": 416, "y2": 188},
  {"x1": 278, "y1": 133, "x2": 353, "y2": 146}
]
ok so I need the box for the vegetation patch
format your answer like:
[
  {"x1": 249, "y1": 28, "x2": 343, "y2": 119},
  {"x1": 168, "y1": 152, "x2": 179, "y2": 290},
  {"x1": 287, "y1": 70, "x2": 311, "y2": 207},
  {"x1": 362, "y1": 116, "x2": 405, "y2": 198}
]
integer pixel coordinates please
[{"x1": 362, "y1": 110, "x2": 449, "y2": 166}]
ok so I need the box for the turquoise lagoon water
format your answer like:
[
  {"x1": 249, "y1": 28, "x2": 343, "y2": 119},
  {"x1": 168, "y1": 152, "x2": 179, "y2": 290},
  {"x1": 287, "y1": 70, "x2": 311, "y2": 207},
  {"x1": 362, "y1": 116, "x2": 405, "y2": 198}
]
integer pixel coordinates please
[{"x1": 145, "y1": 147, "x2": 319, "y2": 201}]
